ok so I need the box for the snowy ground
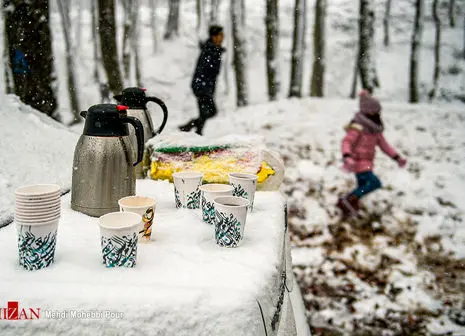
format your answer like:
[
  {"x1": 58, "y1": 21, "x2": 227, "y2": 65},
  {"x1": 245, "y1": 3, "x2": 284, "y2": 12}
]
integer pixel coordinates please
[{"x1": 1, "y1": 0, "x2": 465, "y2": 334}]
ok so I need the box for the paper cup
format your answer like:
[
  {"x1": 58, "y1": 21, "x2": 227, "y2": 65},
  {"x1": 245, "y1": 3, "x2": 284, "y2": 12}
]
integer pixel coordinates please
[
  {"x1": 118, "y1": 196, "x2": 156, "y2": 243},
  {"x1": 199, "y1": 184, "x2": 234, "y2": 225},
  {"x1": 15, "y1": 211, "x2": 61, "y2": 222},
  {"x1": 213, "y1": 196, "x2": 250, "y2": 248},
  {"x1": 228, "y1": 173, "x2": 259, "y2": 212},
  {"x1": 172, "y1": 171, "x2": 204, "y2": 209},
  {"x1": 16, "y1": 219, "x2": 59, "y2": 271},
  {"x1": 99, "y1": 212, "x2": 141, "y2": 268},
  {"x1": 15, "y1": 184, "x2": 61, "y2": 200}
]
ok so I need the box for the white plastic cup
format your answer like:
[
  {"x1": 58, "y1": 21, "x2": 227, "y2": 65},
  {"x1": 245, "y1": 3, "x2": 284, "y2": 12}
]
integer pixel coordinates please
[
  {"x1": 199, "y1": 184, "x2": 234, "y2": 225},
  {"x1": 228, "y1": 173, "x2": 258, "y2": 212},
  {"x1": 16, "y1": 219, "x2": 59, "y2": 271},
  {"x1": 213, "y1": 196, "x2": 250, "y2": 248},
  {"x1": 99, "y1": 212, "x2": 141, "y2": 268},
  {"x1": 172, "y1": 171, "x2": 204, "y2": 209},
  {"x1": 118, "y1": 196, "x2": 156, "y2": 243}
]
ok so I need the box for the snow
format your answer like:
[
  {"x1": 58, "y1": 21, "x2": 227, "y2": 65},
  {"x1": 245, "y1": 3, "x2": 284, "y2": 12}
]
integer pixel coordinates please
[
  {"x1": 0, "y1": 0, "x2": 464, "y2": 334},
  {"x1": 0, "y1": 180, "x2": 289, "y2": 335}
]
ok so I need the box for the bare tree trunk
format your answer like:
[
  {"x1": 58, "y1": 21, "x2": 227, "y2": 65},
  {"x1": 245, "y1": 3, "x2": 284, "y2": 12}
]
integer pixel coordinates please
[
  {"x1": 1, "y1": 8, "x2": 13, "y2": 94},
  {"x1": 449, "y1": 0, "x2": 456, "y2": 28},
  {"x1": 358, "y1": 0, "x2": 379, "y2": 93},
  {"x1": 75, "y1": 0, "x2": 82, "y2": 48},
  {"x1": 57, "y1": 0, "x2": 81, "y2": 124},
  {"x1": 91, "y1": 0, "x2": 101, "y2": 83},
  {"x1": 289, "y1": 0, "x2": 306, "y2": 97},
  {"x1": 383, "y1": 0, "x2": 391, "y2": 47},
  {"x1": 241, "y1": 0, "x2": 246, "y2": 25},
  {"x1": 98, "y1": 0, "x2": 123, "y2": 95},
  {"x1": 210, "y1": 0, "x2": 220, "y2": 24},
  {"x1": 223, "y1": 1, "x2": 230, "y2": 94},
  {"x1": 409, "y1": 0, "x2": 424, "y2": 103},
  {"x1": 151, "y1": 0, "x2": 158, "y2": 52},
  {"x1": 231, "y1": 0, "x2": 248, "y2": 107},
  {"x1": 349, "y1": 48, "x2": 360, "y2": 98},
  {"x1": 310, "y1": 0, "x2": 326, "y2": 97},
  {"x1": 428, "y1": 0, "x2": 441, "y2": 101},
  {"x1": 197, "y1": 0, "x2": 206, "y2": 31},
  {"x1": 122, "y1": 0, "x2": 133, "y2": 79},
  {"x1": 4, "y1": 0, "x2": 58, "y2": 117},
  {"x1": 265, "y1": 0, "x2": 280, "y2": 101},
  {"x1": 132, "y1": 0, "x2": 142, "y2": 87},
  {"x1": 164, "y1": 0, "x2": 181, "y2": 39}
]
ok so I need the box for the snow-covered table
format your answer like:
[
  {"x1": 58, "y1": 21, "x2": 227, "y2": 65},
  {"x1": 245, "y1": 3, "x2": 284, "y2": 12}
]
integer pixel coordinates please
[{"x1": 0, "y1": 180, "x2": 297, "y2": 335}]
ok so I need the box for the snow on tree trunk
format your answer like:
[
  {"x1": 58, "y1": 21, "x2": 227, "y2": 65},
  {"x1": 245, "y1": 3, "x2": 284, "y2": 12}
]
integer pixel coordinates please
[
  {"x1": 91, "y1": 0, "x2": 101, "y2": 83},
  {"x1": 57, "y1": 0, "x2": 81, "y2": 124},
  {"x1": 131, "y1": 1, "x2": 142, "y2": 87},
  {"x1": 265, "y1": 0, "x2": 280, "y2": 101},
  {"x1": 4, "y1": 0, "x2": 58, "y2": 117},
  {"x1": 409, "y1": 0, "x2": 424, "y2": 103},
  {"x1": 358, "y1": 0, "x2": 379, "y2": 93},
  {"x1": 289, "y1": 0, "x2": 306, "y2": 98},
  {"x1": 428, "y1": 0, "x2": 441, "y2": 101},
  {"x1": 151, "y1": 0, "x2": 158, "y2": 52},
  {"x1": 383, "y1": 0, "x2": 391, "y2": 47},
  {"x1": 122, "y1": 0, "x2": 134, "y2": 80},
  {"x1": 98, "y1": 0, "x2": 123, "y2": 95},
  {"x1": 449, "y1": 0, "x2": 455, "y2": 28},
  {"x1": 164, "y1": 0, "x2": 181, "y2": 39},
  {"x1": 231, "y1": 0, "x2": 248, "y2": 107},
  {"x1": 210, "y1": 0, "x2": 220, "y2": 24},
  {"x1": 310, "y1": 0, "x2": 326, "y2": 97}
]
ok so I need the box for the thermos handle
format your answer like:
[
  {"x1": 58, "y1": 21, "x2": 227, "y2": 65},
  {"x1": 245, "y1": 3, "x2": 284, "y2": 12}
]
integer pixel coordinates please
[
  {"x1": 120, "y1": 116, "x2": 144, "y2": 166},
  {"x1": 146, "y1": 97, "x2": 169, "y2": 137}
]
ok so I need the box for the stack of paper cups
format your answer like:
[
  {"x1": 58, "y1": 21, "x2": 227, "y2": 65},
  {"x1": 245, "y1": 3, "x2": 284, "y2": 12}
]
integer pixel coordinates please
[{"x1": 14, "y1": 184, "x2": 61, "y2": 271}]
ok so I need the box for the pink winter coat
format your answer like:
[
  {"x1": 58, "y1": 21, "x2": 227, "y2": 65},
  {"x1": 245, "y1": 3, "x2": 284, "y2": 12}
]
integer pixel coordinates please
[{"x1": 342, "y1": 124, "x2": 398, "y2": 173}]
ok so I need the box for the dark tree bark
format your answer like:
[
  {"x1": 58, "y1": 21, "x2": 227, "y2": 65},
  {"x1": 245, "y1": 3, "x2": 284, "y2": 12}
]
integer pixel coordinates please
[
  {"x1": 98, "y1": 0, "x2": 123, "y2": 95},
  {"x1": 383, "y1": 0, "x2": 391, "y2": 46},
  {"x1": 122, "y1": 0, "x2": 134, "y2": 79},
  {"x1": 409, "y1": 0, "x2": 424, "y2": 103},
  {"x1": 91, "y1": 0, "x2": 101, "y2": 83},
  {"x1": 132, "y1": 0, "x2": 142, "y2": 87},
  {"x1": 210, "y1": 0, "x2": 220, "y2": 24},
  {"x1": 231, "y1": 0, "x2": 248, "y2": 107},
  {"x1": 310, "y1": 0, "x2": 326, "y2": 97},
  {"x1": 4, "y1": 0, "x2": 57, "y2": 117},
  {"x1": 449, "y1": 0, "x2": 455, "y2": 27},
  {"x1": 2, "y1": 8, "x2": 13, "y2": 94},
  {"x1": 57, "y1": 0, "x2": 81, "y2": 124},
  {"x1": 349, "y1": 48, "x2": 360, "y2": 98},
  {"x1": 288, "y1": 0, "x2": 306, "y2": 98},
  {"x1": 358, "y1": 0, "x2": 379, "y2": 93},
  {"x1": 265, "y1": 0, "x2": 280, "y2": 101},
  {"x1": 428, "y1": 0, "x2": 441, "y2": 101},
  {"x1": 164, "y1": 0, "x2": 180, "y2": 39}
]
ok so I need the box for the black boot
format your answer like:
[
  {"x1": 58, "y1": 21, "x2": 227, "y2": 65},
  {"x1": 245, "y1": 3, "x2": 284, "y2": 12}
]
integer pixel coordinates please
[{"x1": 178, "y1": 120, "x2": 196, "y2": 132}]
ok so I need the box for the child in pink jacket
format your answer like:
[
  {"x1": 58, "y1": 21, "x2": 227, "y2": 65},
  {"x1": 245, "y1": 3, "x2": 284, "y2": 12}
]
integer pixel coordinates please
[{"x1": 337, "y1": 90, "x2": 407, "y2": 216}]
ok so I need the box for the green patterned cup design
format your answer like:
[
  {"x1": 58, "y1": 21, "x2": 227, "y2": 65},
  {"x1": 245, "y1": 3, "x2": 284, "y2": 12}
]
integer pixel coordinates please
[
  {"x1": 228, "y1": 173, "x2": 258, "y2": 212},
  {"x1": 213, "y1": 196, "x2": 250, "y2": 248},
  {"x1": 118, "y1": 196, "x2": 156, "y2": 243},
  {"x1": 199, "y1": 184, "x2": 234, "y2": 225},
  {"x1": 172, "y1": 171, "x2": 204, "y2": 209},
  {"x1": 99, "y1": 212, "x2": 141, "y2": 268},
  {"x1": 16, "y1": 219, "x2": 59, "y2": 271}
]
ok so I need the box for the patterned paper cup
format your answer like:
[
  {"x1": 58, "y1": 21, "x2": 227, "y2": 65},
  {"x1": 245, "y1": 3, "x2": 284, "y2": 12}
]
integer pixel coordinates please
[
  {"x1": 199, "y1": 184, "x2": 234, "y2": 225},
  {"x1": 172, "y1": 171, "x2": 204, "y2": 209},
  {"x1": 228, "y1": 173, "x2": 259, "y2": 212},
  {"x1": 99, "y1": 212, "x2": 141, "y2": 268},
  {"x1": 118, "y1": 196, "x2": 156, "y2": 243},
  {"x1": 16, "y1": 219, "x2": 59, "y2": 271},
  {"x1": 213, "y1": 196, "x2": 250, "y2": 248}
]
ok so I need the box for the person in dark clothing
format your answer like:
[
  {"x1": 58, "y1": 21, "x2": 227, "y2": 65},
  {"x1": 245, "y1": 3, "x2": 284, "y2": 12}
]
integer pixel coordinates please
[{"x1": 179, "y1": 25, "x2": 225, "y2": 135}]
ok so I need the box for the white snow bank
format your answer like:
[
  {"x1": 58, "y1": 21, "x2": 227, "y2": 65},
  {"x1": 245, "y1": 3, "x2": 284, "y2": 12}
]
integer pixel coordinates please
[{"x1": 0, "y1": 95, "x2": 79, "y2": 213}]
